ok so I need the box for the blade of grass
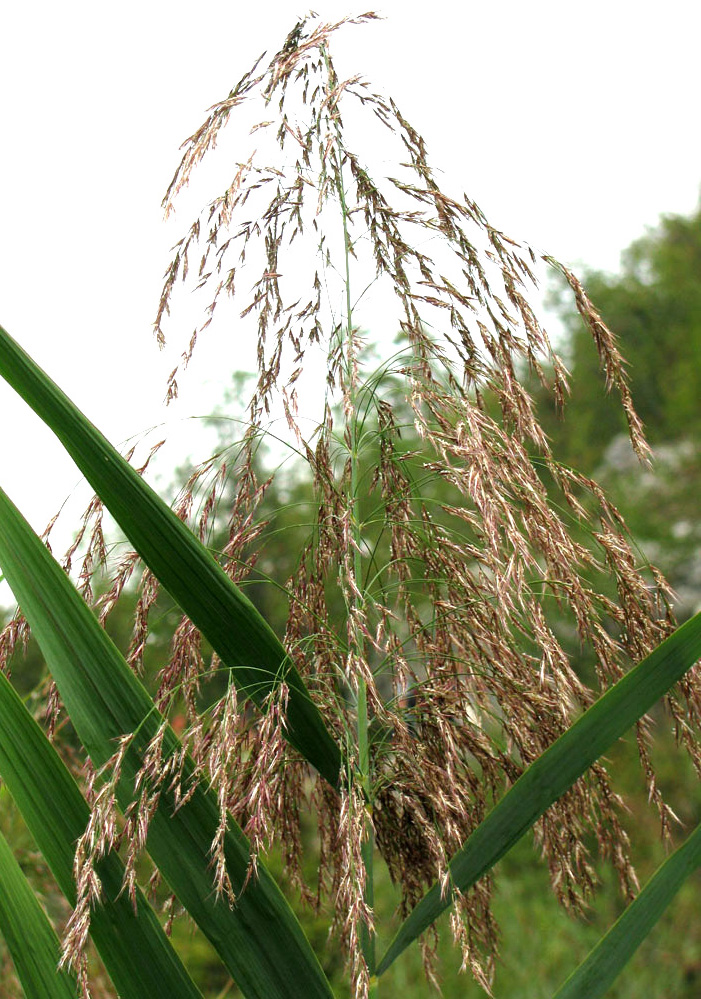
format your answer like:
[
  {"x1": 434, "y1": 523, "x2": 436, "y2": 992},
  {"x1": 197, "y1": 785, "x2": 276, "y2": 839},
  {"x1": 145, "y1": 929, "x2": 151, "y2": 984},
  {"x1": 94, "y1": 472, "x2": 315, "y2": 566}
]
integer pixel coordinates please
[
  {"x1": 375, "y1": 612, "x2": 701, "y2": 976},
  {"x1": 0, "y1": 828, "x2": 78, "y2": 999},
  {"x1": 0, "y1": 671, "x2": 204, "y2": 999},
  {"x1": 0, "y1": 484, "x2": 334, "y2": 999},
  {"x1": 0, "y1": 322, "x2": 342, "y2": 788},
  {"x1": 553, "y1": 820, "x2": 701, "y2": 999}
]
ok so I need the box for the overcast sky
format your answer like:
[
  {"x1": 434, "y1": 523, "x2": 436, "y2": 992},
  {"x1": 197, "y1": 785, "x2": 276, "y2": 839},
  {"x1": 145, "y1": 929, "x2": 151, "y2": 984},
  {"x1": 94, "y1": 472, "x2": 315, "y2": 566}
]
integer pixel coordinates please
[{"x1": 1, "y1": 0, "x2": 700, "y2": 602}]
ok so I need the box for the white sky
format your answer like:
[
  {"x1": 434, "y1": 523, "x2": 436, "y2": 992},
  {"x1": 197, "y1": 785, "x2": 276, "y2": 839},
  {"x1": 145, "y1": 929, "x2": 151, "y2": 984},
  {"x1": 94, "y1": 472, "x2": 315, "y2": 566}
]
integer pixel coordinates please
[{"x1": 1, "y1": 0, "x2": 700, "y2": 604}]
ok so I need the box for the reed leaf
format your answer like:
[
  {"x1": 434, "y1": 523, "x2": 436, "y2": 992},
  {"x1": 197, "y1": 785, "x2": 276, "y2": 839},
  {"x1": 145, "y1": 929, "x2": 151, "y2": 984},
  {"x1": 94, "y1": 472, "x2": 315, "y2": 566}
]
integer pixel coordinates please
[
  {"x1": 376, "y1": 612, "x2": 701, "y2": 976},
  {"x1": 0, "y1": 322, "x2": 342, "y2": 788},
  {"x1": 0, "y1": 827, "x2": 78, "y2": 999},
  {"x1": 0, "y1": 670, "x2": 203, "y2": 999},
  {"x1": 554, "y1": 820, "x2": 701, "y2": 999},
  {"x1": 0, "y1": 483, "x2": 334, "y2": 999}
]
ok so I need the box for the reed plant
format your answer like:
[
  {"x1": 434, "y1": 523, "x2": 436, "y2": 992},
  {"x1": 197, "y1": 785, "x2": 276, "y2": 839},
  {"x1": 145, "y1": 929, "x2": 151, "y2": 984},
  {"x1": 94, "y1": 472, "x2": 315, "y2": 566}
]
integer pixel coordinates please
[{"x1": 1, "y1": 13, "x2": 701, "y2": 998}]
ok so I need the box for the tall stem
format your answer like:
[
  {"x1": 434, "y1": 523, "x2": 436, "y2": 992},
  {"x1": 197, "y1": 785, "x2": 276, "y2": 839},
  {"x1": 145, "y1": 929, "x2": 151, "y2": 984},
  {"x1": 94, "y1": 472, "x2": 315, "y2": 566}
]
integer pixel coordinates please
[{"x1": 322, "y1": 47, "x2": 377, "y2": 994}]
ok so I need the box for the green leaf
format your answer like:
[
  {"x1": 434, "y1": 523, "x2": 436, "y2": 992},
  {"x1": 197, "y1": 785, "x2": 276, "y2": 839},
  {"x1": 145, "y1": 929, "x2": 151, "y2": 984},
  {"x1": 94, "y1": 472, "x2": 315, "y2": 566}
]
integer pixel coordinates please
[
  {"x1": 0, "y1": 671, "x2": 204, "y2": 999},
  {"x1": 553, "y1": 821, "x2": 701, "y2": 999},
  {"x1": 0, "y1": 323, "x2": 342, "y2": 788},
  {"x1": 0, "y1": 484, "x2": 334, "y2": 999},
  {"x1": 0, "y1": 828, "x2": 77, "y2": 999},
  {"x1": 376, "y1": 612, "x2": 701, "y2": 976}
]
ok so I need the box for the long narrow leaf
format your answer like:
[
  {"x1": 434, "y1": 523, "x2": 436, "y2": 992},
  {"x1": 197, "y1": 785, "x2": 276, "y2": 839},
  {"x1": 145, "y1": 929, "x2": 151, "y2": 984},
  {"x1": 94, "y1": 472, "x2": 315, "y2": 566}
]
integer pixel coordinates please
[
  {"x1": 554, "y1": 821, "x2": 701, "y2": 999},
  {"x1": 376, "y1": 612, "x2": 701, "y2": 975},
  {"x1": 0, "y1": 323, "x2": 341, "y2": 787},
  {"x1": 0, "y1": 672, "x2": 204, "y2": 999},
  {"x1": 0, "y1": 484, "x2": 334, "y2": 999},
  {"x1": 0, "y1": 828, "x2": 77, "y2": 999}
]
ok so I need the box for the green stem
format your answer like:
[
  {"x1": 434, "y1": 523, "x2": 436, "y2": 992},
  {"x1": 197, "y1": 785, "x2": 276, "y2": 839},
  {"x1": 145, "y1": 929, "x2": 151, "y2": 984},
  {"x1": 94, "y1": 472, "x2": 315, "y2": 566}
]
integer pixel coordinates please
[
  {"x1": 322, "y1": 44, "x2": 376, "y2": 985},
  {"x1": 358, "y1": 685, "x2": 375, "y2": 975}
]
